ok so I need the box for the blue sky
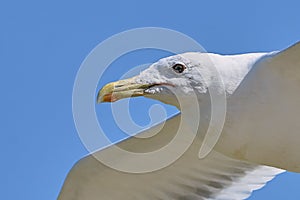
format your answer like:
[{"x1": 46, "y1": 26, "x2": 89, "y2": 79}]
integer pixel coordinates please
[{"x1": 1, "y1": 0, "x2": 300, "y2": 199}]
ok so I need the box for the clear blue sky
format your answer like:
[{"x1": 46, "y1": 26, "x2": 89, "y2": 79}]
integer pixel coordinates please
[{"x1": 1, "y1": 0, "x2": 300, "y2": 199}]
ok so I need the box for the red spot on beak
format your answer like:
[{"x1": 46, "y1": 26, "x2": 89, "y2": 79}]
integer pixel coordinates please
[{"x1": 102, "y1": 94, "x2": 118, "y2": 102}]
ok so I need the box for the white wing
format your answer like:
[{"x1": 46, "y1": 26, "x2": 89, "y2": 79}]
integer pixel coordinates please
[
  {"x1": 58, "y1": 115, "x2": 284, "y2": 200},
  {"x1": 222, "y1": 42, "x2": 300, "y2": 172}
]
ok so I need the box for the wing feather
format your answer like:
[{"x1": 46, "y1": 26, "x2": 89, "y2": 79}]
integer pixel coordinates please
[
  {"x1": 224, "y1": 42, "x2": 300, "y2": 171},
  {"x1": 58, "y1": 114, "x2": 284, "y2": 200}
]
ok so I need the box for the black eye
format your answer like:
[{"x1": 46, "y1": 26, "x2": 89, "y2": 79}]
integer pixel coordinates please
[{"x1": 172, "y1": 64, "x2": 186, "y2": 73}]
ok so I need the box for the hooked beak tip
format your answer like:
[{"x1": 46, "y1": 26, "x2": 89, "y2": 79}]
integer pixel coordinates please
[{"x1": 96, "y1": 77, "x2": 145, "y2": 103}]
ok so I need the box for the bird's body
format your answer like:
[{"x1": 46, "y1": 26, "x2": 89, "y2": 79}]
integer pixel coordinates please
[
  {"x1": 219, "y1": 49, "x2": 300, "y2": 172},
  {"x1": 59, "y1": 42, "x2": 300, "y2": 199},
  {"x1": 187, "y1": 50, "x2": 300, "y2": 172}
]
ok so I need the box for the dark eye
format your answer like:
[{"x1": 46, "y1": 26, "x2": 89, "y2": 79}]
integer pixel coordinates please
[{"x1": 172, "y1": 64, "x2": 186, "y2": 73}]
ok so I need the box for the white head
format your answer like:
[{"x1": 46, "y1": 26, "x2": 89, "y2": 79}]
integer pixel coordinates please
[{"x1": 97, "y1": 52, "x2": 221, "y2": 108}]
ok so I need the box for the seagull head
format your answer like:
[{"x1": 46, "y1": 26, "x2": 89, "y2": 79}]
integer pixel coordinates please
[{"x1": 97, "y1": 53, "x2": 213, "y2": 108}]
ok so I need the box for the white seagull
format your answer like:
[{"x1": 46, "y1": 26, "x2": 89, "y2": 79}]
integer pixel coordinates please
[{"x1": 59, "y1": 42, "x2": 300, "y2": 200}]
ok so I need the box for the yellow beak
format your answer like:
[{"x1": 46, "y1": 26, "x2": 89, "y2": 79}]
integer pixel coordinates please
[{"x1": 97, "y1": 77, "x2": 152, "y2": 103}]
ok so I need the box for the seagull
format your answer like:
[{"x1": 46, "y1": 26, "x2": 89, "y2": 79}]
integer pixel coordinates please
[{"x1": 58, "y1": 42, "x2": 300, "y2": 200}]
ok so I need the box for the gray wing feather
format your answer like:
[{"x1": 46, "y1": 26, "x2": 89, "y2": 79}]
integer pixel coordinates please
[{"x1": 58, "y1": 115, "x2": 284, "y2": 200}]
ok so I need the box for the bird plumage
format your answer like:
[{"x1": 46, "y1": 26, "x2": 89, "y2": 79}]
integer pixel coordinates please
[{"x1": 59, "y1": 42, "x2": 300, "y2": 199}]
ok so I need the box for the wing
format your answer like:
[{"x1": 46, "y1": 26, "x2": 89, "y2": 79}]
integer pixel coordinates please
[
  {"x1": 223, "y1": 42, "x2": 300, "y2": 172},
  {"x1": 58, "y1": 114, "x2": 284, "y2": 200}
]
